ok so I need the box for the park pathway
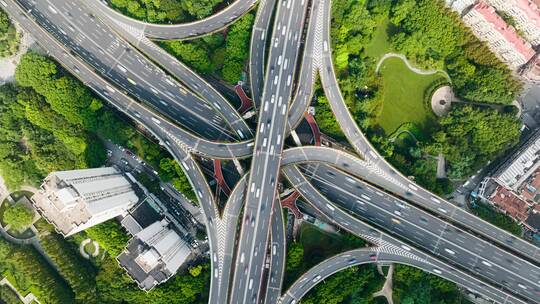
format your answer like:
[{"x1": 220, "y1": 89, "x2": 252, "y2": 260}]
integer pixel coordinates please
[
  {"x1": 375, "y1": 53, "x2": 450, "y2": 80},
  {"x1": 373, "y1": 264, "x2": 395, "y2": 304}
]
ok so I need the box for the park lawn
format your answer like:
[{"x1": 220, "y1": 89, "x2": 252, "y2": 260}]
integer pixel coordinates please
[
  {"x1": 376, "y1": 56, "x2": 446, "y2": 135},
  {"x1": 364, "y1": 18, "x2": 392, "y2": 60}
]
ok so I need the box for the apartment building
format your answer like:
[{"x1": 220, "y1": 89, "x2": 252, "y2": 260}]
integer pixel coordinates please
[
  {"x1": 31, "y1": 167, "x2": 140, "y2": 236},
  {"x1": 485, "y1": 0, "x2": 540, "y2": 46},
  {"x1": 462, "y1": 1, "x2": 536, "y2": 69}
]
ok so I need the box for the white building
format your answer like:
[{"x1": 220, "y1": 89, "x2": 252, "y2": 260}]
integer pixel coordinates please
[
  {"x1": 445, "y1": 0, "x2": 476, "y2": 13},
  {"x1": 117, "y1": 219, "x2": 192, "y2": 291},
  {"x1": 462, "y1": 1, "x2": 536, "y2": 69},
  {"x1": 485, "y1": 0, "x2": 540, "y2": 46},
  {"x1": 493, "y1": 131, "x2": 540, "y2": 190},
  {"x1": 31, "y1": 167, "x2": 139, "y2": 237}
]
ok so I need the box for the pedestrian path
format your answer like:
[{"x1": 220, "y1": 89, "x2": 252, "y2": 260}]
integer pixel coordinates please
[{"x1": 375, "y1": 53, "x2": 450, "y2": 79}]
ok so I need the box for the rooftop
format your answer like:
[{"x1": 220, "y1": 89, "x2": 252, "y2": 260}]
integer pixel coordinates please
[
  {"x1": 490, "y1": 186, "x2": 531, "y2": 221},
  {"x1": 494, "y1": 130, "x2": 540, "y2": 190},
  {"x1": 473, "y1": 1, "x2": 535, "y2": 61},
  {"x1": 31, "y1": 168, "x2": 139, "y2": 236},
  {"x1": 117, "y1": 219, "x2": 192, "y2": 291},
  {"x1": 519, "y1": 168, "x2": 540, "y2": 202},
  {"x1": 516, "y1": 0, "x2": 540, "y2": 28}
]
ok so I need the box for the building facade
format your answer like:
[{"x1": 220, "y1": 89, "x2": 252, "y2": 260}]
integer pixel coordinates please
[
  {"x1": 462, "y1": 1, "x2": 536, "y2": 69},
  {"x1": 117, "y1": 219, "x2": 192, "y2": 291},
  {"x1": 485, "y1": 0, "x2": 540, "y2": 46},
  {"x1": 31, "y1": 167, "x2": 140, "y2": 236}
]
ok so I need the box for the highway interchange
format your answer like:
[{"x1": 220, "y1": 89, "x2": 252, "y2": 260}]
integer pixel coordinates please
[{"x1": 3, "y1": 0, "x2": 540, "y2": 303}]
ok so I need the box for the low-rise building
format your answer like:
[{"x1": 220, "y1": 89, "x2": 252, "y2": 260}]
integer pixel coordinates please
[
  {"x1": 488, "y1": 185, "x2": 532, "y2": 221},
  {"x1": 485, "y1": 0, "x2": 540, "y2": 46},
  {"x1": 492, "y1": 131, "x2": 540, "y2": 191},
  {"x1": 117, "y1": 219, "x2": 192, "y2": 291},
  {"x1": 462, "y1": 1, "x2": 536, "y2": 70},
  {"x1": 31, "y1": 167, "x2": 140, "y2": 237}
]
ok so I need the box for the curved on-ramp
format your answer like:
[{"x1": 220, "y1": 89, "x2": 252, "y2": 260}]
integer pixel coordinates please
[
  {"x1": 317, "y1": 0, "x2": 540, "y2": 262},
  {"x1": 86, "y1": 0, "x2": 258, "y2": 40},
  {"x1": 280, "y1": 165, "x2": 529, "y2": 304}
]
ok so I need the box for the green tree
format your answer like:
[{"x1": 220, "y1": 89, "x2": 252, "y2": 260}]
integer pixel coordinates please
[
  {"x1": 189, "y1": 265, "x2": 203, "y2": 277},
  {"x1": 3, "y1": 203, "x2": 34, "y2": 230},
  {"x1": 286, "y1": 242, "x2": 304, "y2": 273},
  {"x1": 0, "y1": 237, "x2": 11, "y2": 260},
  {"x1": 0, "y1": 8, "x2": 19, "y2": 58},
  {"x1": 393, "y1": 265, "x2": 462, "y2": 304},
  {"x1": 303, "y1": 265, "x2": 378, "y2": 304},
  {"x1": 40, "y1": 233, "x2": 98, "y2": 303},
  {"x1": 109, "y1": 0, "x2": 224, "y2": 23},
  {"x1": 85, "y1": 220, "x2": 130, "y2": 257}
]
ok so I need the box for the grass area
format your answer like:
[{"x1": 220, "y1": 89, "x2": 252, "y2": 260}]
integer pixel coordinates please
[
  {"x1": 376, "y1": 57, "x2": 447, "y2": 134},
  {"x1": 1, "y1": 191, "x2": 35, "y2": 227},
  {"x1": 364, "y1": 18, "x2": 392, "y2": 60}
]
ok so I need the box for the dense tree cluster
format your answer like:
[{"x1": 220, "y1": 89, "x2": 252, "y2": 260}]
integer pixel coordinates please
[
  {"x1": 0, "y1": 285, "x2": 21, "y2": 304},
  {"x1": 285, "y1": 242, "x2": 304, "y2": 274},
  {"x1": 109, "y1": 0, "x2": 224, "y2": 23},
  {"x1": 160, "y1": 12, "x2": 254, "y2": 84},
  {"x1": 2, "y1": 203, "x2": 34, "y2": 231},
  {"x1": 0, "y1": 52, "x2": 193, "y2": 201},
  {"x1": 0, "y1": 52, "x2": 109, "y2": 189},
  {"x1": 390, "y1": 0, "x2": 522, "y2": 104},
  {"x1": 0, "y1": 217, "x2": 210, "y2": 304},
  {"x1": 96, "y1": 257, "x2": 209, "y2": 304},
  {"x1": 393, "y1": 265, "x2": 465, "y2": 303},
  {"x1": 221, "y1": 13, "x2": 254, "y2": 83},
  {"x1": 330, "y1": 0, "x2": 386, "y2": 131},
  {"x1": 326, "y1": 0, "x2": 522, "y2": 193},
  {"x1": 85, "y1": 220, "x2": 131, "y2": 257},
  {"x1": 426, "y1": 105, "x2": 520, "y2": 179},
  {"x1": 40, "y1": 233, "x2": 98, "y2": 303},
  {"x1": 470, "y1": 202, "x2": 522, "y2": 236},
  {"x1": 0, "y1": 8, "x2": 18, "y2": 58},
  {"x1": 160, "y1": 34, "x2": 225, "y2": 75},
  {"x1": 159, "y1": 158, "x2": 196, "y2": 201},
  {"x1": 302, "y1": 265, "x2": 383, "y2": 304},
  {"x1": 0, "y1": 238, "x2": 75, "y2": 303}
]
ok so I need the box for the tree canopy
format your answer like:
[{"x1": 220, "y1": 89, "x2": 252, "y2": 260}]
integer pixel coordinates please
[
  {"x1": 85, "y1": 220, "x2": 131, "y2": 257},
  {"x1": 0, "y1": 8, "x2": 18, "y2": 58},
  {"x1": 302, "y1": 265, "x2": 382, "y2": 304},
  {"x1": 390, "y1": 0, "x2": 521, "y2": 104},
  {"x1": 1, "y1": 52, "x2": 194, "y2": 202},
  {"x1": 325, "y1": 0, "x2": 523, "y2": 194},
  {"x1": 109, "y1": 0, "x2": 225, "y2": 23},
  {"x1": 3, "y1": 203, "x2": 34, "y2": 231},
  {"x1": 393, "y1": 264, "x2": 464, "y2": 304},
  {"x1": 160, "y1": 12, "x2": 254, "y2": 84}
]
